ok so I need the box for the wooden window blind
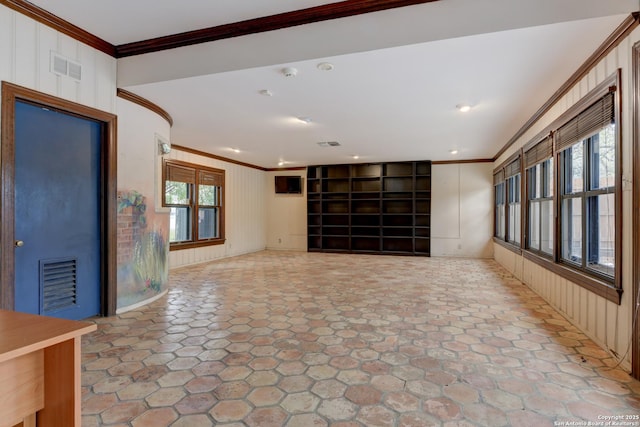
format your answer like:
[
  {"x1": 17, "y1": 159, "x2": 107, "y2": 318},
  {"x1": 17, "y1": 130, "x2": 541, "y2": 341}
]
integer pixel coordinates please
[
  {"x1": 165, "y1": 162, "x2": 195, "y2": 183},
  {"x1": 525, "y1": 135, "x2": 553, "y2": 168},
  {"x1": 556, "y1": 91, "x2": 615, "y2": 152},
  {"x1": 504, "y1": 157, "x2": 521, "y2": 178},
  {"x1": 200, "y1": 170, "x2": 223, "y2": 187}
]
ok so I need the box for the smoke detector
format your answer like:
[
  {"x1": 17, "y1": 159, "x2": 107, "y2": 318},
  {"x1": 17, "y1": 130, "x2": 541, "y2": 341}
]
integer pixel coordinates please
[
  {"x1": 317, "y1": 141, "x2": 341, "y2": 147},
  {"x1": 282, "y1": 67, "x2": 298, "y2": 77}
]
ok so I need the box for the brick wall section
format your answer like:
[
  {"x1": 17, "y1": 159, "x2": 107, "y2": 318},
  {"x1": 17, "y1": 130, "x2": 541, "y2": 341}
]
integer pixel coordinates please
[{"x1": 117, "y1": 204, "x2": 143, "y2": 265}]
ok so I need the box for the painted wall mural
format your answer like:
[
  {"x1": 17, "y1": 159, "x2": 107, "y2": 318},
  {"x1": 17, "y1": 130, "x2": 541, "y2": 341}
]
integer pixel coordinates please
[{"x1": 117, "y1": 189, "x2": 169, "y2": 308}]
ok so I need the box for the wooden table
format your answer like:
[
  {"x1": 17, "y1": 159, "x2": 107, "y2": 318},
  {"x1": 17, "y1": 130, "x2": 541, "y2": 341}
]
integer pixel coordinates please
[{"x1": 0, "y1": 310, "x2": 96, "y2": 427}]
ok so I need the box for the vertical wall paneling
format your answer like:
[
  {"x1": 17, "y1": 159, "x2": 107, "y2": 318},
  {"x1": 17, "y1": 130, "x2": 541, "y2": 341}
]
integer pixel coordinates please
[
  {"x1": 432, "y1": 165, "x2": 460, "y2": 240},
  {"x1": 14, "y1": 12, "x2": 37, "y2": 88},
  {"x1": 96, "y1": 52, "x2": 116, "y2": 113},
  {"x1": 558, "y1": 279, "x2": 566, "y2": 318},
  {"x1": 0, "y1": 8, "x2": 13, "y2": 81},
  {"x1": 37, "y1": 24, "x2": 57, "y2": 94},
  {"x1": 266, "y1": 170, "x2": 307, "y2": 251},
  {"x1": 593, "y1": 297, "x2": 603, "y2": 342},
  {"x1": 58, "y1": 33, "x2": 78, "y2": 101},
  {"x1": 576, "y1": 288, "x2": 585, "y2": 333},
  {"x1": 77, "y1": 43, "x2": 95, "y2": 107},
  {"x1": 0, "y1": 4, "x2": 117, "y2": 114},
  {"x1": 603, "y1": 300, "x2": 615, "y2": 353}
]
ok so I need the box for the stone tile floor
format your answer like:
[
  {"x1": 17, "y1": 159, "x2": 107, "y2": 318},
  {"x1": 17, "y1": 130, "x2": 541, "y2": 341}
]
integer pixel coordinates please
[{"x1": 81, "y1": 251, "x2": 640, "y2": 426}]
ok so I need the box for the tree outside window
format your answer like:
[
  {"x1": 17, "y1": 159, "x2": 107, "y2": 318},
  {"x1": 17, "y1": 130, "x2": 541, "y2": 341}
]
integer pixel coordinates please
[{"x1": 560, "y1": 124, "x2": 615, "y2": 278}]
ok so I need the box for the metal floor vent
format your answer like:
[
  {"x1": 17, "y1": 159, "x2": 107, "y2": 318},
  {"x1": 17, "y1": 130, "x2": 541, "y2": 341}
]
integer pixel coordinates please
[
  {"x1": 317, "y1": 141, "x2": 341, "y2": 147},
  {"x1": 40, "y1": 258, "x2": 78, "y2": 313}
]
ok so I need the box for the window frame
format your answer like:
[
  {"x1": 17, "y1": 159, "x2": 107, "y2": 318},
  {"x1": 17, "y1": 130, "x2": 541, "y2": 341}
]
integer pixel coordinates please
[
  {"x1": 163, "y1": 159, "x2": 225, "y2": 250},
  {"x1": 506, "y1": 173, "x2": 521, "y2": 246},
  {"x1": 526, "y1": 155, "x2": 554, "y2": 258},
  {"x1": 517, "y1": 72, "x2": 622, "y2": 304},
  {"x1": 493, "y1": 154, "x2": 523, "y2": 252},
  {"x1": 559, "y1": 128, "x2": 616, "y2": 281},
  {"x1": 493, "y1": 172, "x2": 506, "y2": 240}
]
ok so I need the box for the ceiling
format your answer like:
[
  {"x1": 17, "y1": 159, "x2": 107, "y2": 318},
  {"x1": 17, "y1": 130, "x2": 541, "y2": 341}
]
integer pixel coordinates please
[{"x1": 26, "y1": 0, "x2": 639, "y2": 168}]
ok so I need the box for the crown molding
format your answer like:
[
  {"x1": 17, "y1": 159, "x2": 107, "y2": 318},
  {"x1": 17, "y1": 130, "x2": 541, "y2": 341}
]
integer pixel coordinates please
[
  {"x1": 2, "y1": 0, "x2": 439, "y2": 59},
  {"x1": 171, "y1": 145, "x2": 268, "y2": 171},
  {"x1": 266, "y1": 167, "x2": 307, "y2": 172},
  {"x1": 116, "y1": 88, "x2": 173, "y2": 126},
  {"x1": 432, "y1": 158, "x2": 493, "y2": 165},
  {"x1": 0, "y1": 0, "x2": 116, "y2": 57}
]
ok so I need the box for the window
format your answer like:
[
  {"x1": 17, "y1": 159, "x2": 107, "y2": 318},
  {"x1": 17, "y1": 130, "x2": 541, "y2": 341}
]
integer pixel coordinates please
[
  {"x1": 494, "y1": 171, "x2": 505, "y2": 239},
  {"x1": 494, "y1": 157, "x2": 521, "y2": 246},
  {"x1": 559, "y1": 124, "x2": 616, "y2": 278},
  {"x1": 163, "y1": 160, "x2": 225, "y2": 249},
  {"x1": 507, "y1": 174, "x2": 521, "y2": 244},
  {"x1": 525, "y1": 136, "x2": 554, "y2": 256}
]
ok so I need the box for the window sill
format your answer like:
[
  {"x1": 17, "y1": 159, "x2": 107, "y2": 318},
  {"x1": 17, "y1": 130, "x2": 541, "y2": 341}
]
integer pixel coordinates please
[
  {"x1": 522, "y1": 251, "x2": 622, "y2": 304},
  {"x1": 493, "y1": 237, "x2": 522, "y2": 255},
  {"x1": 169, "y1": 239, "x2": 226, "y2": 251}
]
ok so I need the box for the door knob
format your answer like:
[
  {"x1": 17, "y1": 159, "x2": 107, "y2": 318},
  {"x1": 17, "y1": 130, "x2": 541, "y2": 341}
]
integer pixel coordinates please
[{"x1": 15, "y1": 240, "x2": 24, "y2": 247}]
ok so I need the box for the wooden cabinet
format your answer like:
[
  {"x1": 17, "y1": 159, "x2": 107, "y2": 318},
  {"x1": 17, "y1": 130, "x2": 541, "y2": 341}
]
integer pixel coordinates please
[{"x1": 307, "y1": 161, "x2": 431, "y2": 256}]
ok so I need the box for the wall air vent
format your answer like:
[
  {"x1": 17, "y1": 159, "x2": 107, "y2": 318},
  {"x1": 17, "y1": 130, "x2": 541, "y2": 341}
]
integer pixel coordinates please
[
  {"x1": 50, "y1": 51, "x2": 82, "y2": 81},
  {"x1": 68, "y1": 62, "x2": 82, "y2": 81},
  {"x1": 317, "y1": 141, "x2": 341, "y2": 147},
  {"x1": 52, "y1": 53, "x2": 67, "y2": 75}
]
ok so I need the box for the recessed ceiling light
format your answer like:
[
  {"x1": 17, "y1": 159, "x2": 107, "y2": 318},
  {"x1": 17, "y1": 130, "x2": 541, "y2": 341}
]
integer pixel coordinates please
[
  {"x1": 450, "y1": 149, "x2": 459, "y2": 155},
  {"x1": 352, "y1": 155, "x2": 359, "y2": 160},
  {"x1": 278, "y1": 161, "x2": 285, "y2": 166},
  {"x1": 456, "y1": 104, "x2": 472, "y2": 113},
  {"x1": 259, "y1": 89, "x2": 273, "y2": 97},
  {"x1": 317, "y1": 62, "x2": 334, "y2": 71},
  {"x1": 297, "y1": 116, "x2": 312, "y2": 124},
  {"x1": 232, "y1": 148, "x2": 241, "y2": 153}
]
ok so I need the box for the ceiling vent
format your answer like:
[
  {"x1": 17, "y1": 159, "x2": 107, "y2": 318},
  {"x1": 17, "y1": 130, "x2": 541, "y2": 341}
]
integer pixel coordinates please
[
  {"x1": 50, "y1": 51, "x2": 82, "y2": 81},
  {"x1": 317, "y1": 141, "x2": 341, "y2": 147}
]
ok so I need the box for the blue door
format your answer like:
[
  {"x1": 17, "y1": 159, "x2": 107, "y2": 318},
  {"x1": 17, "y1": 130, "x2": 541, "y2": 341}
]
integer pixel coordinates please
[{"x1": 14, "y1": 101, "x2": 101, "y2": 320}]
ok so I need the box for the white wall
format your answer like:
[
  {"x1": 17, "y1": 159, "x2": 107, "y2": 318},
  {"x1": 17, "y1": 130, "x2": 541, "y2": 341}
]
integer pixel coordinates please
[
  {"x1": 166, "y1": 149, "x2": 268, "y2": 268},
  {"x1": 431, "y1": 163, "x2": 494, "y2": 258},
  {"x1": 263, "y1": 163, "x2": 495, "y2": 257},
  {"x1": 265, "y1": 170, "x2": 308, "y2": 251},
  {"x1": 116, "y1": 98, "x2": 171, "y2": 311},
  {"x1": 493, "y1": 26, "x2": 639, "y2": 370},
  {"x1": 233, "y1": 161, "x2": 494, "y2": 260},
  {"x1": 0, "y1": 4, "x2": 116, "y2": 113}
]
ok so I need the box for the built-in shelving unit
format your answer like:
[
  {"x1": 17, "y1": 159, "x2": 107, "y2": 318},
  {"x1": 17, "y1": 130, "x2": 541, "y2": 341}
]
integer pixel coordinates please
[{"x1": 307, "y1": 161, "x2": 431, "y2": 256}]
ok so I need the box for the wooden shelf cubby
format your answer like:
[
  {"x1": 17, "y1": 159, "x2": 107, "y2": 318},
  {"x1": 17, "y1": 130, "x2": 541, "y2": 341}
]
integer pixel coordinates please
[{"x1": 307, "y1": 161, "x2": 431, "y2": 256}]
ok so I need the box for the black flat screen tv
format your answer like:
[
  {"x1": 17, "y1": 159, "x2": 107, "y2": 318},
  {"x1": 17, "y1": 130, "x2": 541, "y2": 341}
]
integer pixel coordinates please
[{"x1": 275, "y1": 176, "x2": 302, "y2": 194}]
